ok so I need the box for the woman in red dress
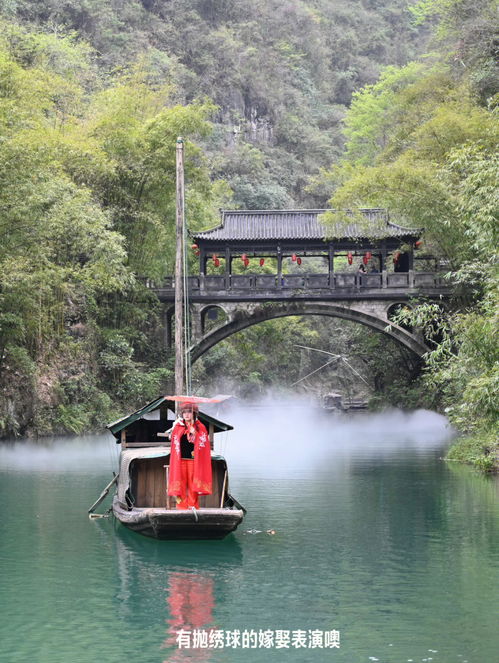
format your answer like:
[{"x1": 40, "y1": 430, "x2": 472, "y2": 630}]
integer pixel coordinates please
[{"x1": 168, "y1": 402, "x2": 212, "y2": 509}]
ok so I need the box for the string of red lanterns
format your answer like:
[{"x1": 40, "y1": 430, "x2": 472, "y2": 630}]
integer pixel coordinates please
[{"x1": 190, "y1": 245, "x2": 418, "y2": 272}]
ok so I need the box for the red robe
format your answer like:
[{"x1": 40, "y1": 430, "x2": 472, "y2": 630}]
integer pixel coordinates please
[{"x1": 168, "y1": 419, "x2": 212, "y2": 497}]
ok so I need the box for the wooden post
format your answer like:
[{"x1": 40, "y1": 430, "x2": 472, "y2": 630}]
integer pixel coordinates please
[
  {"x1": 175, "y1": 137, "x2": 185, "y2": 399},
  {"x1": 199, "y1": 248, "x2": 206, "y2": 293},
  {"x1": 225, "y1": 247, "x2": 231, "y2": 290},
  {"x1": 381, "y1": 245, "x2": 387, "y2": 288},
  {"x1": 277, "y1": 246, "x2": 282, "y2": 288},
  {"x1": 328, "y1": 244, "x2": 335, "y2": 288},
  {"x1": 164, "y1": 465, "x2": 170, "y2": 508},
  {"x1": 220, "y1": 469, "x2": 227, "y2": 508}
]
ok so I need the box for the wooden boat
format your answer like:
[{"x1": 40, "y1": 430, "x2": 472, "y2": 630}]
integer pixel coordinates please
[
  {"x1": 322, "y1": 392, "x2": 368, "y2": 412},
  {"x1": 105, "y1": 395, "x2": 245, "y2": 540},
  {"x1": 90, "y1": 140, "x2": 245, "y2": 539}
]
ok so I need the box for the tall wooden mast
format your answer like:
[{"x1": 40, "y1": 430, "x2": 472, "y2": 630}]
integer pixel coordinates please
[{"x1": 174, "y1": 137, "x2": 185, "y2": 397}]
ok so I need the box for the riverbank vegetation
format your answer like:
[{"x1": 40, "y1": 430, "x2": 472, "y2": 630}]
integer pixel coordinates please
[
  {"x1": 321, "y1": 0, "x2": 498, "y2": 470},
  {"x1": 0, "y1": 20, "x2": 222, "y2": 435},
  {"x1": 0, "y1": 1, "x2": 496, "y2": 471}
]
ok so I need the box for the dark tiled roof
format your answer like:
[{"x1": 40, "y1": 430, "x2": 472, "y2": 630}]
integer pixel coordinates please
[{"x1": 193, "y1": 209, "x2": 421, "y2": 242}]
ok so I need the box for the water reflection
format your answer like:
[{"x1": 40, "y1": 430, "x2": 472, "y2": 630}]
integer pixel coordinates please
[
  {"x1": 105, "y1": 525, "x2": 243, "y2": 661},
  {"x1": 163, "y1": 572, "x2": 215, "y2": 662}
]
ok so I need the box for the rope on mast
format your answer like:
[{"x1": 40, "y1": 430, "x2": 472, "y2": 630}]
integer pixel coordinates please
[
  {"x1": 176, "y1": 136, "x2": 192, "y2": 396},
  {"x1": 183, "y1": 201, "x2": 192, "y2": 394}
]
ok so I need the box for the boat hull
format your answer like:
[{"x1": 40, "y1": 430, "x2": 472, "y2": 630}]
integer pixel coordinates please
[{"x1": 112, "y1": 497, "x2": 244, "y2": 540}]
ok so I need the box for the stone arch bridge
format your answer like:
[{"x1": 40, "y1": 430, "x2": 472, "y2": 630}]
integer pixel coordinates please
[{"x1": 151, "y1": 209, "x2": 451, "y2": 361}]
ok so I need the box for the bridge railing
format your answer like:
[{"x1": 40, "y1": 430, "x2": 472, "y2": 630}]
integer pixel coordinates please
[{"x1": 150, "y1": 271, "x2": 449, "y2": 293}]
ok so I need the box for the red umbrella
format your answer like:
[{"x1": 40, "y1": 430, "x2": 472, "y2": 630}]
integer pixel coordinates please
[{"x1": 164, "y1": 395, "x2": 232, "y2": 404}]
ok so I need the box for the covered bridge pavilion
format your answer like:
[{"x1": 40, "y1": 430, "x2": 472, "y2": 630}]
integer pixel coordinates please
[
  {"x1": 191, "y1": 208, "x2": 425, "y2": 292},
  {"x1": 152, "y1": 209, "x2": 449, "y2": 359}
]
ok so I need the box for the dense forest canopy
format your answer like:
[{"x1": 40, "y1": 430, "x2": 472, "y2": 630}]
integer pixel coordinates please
[
  {"x1": 0, "y1": 0, "x2": 429, "y2": 208},
  {"x1": 0, "y1": 0, "x2": 497, "y2": 469}
]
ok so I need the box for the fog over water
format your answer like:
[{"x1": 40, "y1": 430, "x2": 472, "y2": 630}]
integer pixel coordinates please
[
  {"x1": 209, "y1": 397, "x2": 455, "y2": 476},
  {"x1": 0, "y1": 397, "x2": 454, "y2": 475}
]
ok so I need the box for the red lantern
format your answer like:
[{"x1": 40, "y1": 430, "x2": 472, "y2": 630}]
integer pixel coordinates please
[
  {"x1": 241, "y1": 253, "x2": 247, "y2": 261},
  {"x1": 291, "y1": 253, "x2": 297, "y2": 262},
  {"x1": 363, "y1": 255, "x2": 369, "y2": 265},
  {"x1": 366, "y1": 251, "x2": 372, "y2": 260},
  {"x1": 415, "y1": 241, "x2": 422, "y2": 248},
  {"x1": 393, "y1": 252, "x2": 400, "y2": 264},
  {"x1": 297, "y1": 257, "x2": 302, "y2": 266},
  {"x1": 243, "y1": 257, "x2": 249, "y2": 267},
  {"x1": 347, "y1": 252, "x2": 353, "y2": 265},
  {"x1": 259, "y1": 258, "x2": 265, "y2": 266},
  {"x1": 212, "y1": 253, "x2": 217, "y2": 262},
  {"x1": 214, "y1": 258, "x2": 220, "y2": 267},
  {"x1": 191, "y1": 243, "x2": 198, "y2": 250}
]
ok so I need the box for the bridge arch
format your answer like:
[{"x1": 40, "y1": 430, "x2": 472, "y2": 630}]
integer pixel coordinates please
[{"x1": 189, "y1": 301, "x2": 428, "y2": 363}]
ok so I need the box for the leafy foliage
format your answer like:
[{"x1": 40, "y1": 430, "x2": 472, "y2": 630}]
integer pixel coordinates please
[
  {"x1": 0, "y1": 20, "x2": 219, "y2": 435},
  {"x1": 321, "y1": 0, "x2": 498, "y2": 468},
  {"x1": 0, "y1": 0, "x2": 429, "y2": 208}
]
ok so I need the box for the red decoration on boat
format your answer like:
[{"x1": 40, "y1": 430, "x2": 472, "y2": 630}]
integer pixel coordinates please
[
  {"x1": 241, "y1": 253, "x2": 247, "y2": 261},
  {"x1": 191, "y1": 244, "x2": 198, "y2": 250},
  {"x1": 347, "y1": 252, "x2": 353, "y2": 265},
  {"x1": 243, "y1": 258, "x2": 249, "y2": 267},
  {"x1": 259, "y1": 258, "x2": 265, "y2": 266},
  {"x1": 212, "y1": 254, "x2": 217, "y2": 262},
  {"x1": 297, "y1": 257, "x2": 302, "y2": 265},
  {"x1": 366, "y1": 251, "x2": 372, "y2": 260},
  {"x1": 291, "y1": 253, "x2": 297, "y2": 262},
  {"x1": 393, "y1": 252, "x2": 400, "y2": 264},
  {"x1": 363, "y1": 255, "x2": 369, "y2": 265},
  {"x1": 194, "y1": 250, "x2": 200, "y2": 257},
  {"x1": 214, "y1": 258, "x2": 220, "y2": 267},
  {"x1": 415, "y1": 241, "x2": 422, "y2": 248}
]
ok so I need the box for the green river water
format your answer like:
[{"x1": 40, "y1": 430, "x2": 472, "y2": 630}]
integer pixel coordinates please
[{"x1": 0, "y1": 405, "x2": 497, "y2": 663}]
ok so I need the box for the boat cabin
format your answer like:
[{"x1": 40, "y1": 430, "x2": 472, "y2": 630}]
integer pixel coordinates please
[
  {"x1": 107, "y1": 396, "x2": 237, "y2": 511},
  {"x1": 116, "y1": 448, "x2": 234, "y2": 510},
  {"x1": 107, "y1": 395, "x2": 233, "y2": 450}
]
